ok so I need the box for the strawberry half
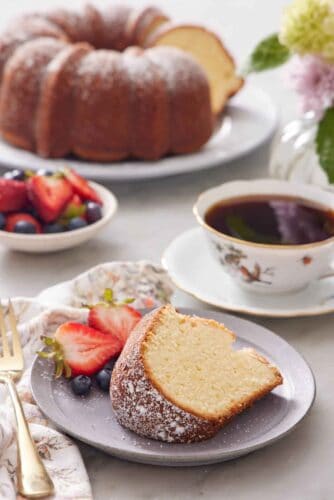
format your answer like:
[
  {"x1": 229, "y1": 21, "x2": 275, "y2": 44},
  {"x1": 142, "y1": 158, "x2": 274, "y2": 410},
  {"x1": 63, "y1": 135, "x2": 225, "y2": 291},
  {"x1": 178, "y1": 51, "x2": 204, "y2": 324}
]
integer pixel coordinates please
[
  {"x1": 27, "y1": 175, "x2": 73, "y2": 223},
  {"x1": 89, "y1": 305, "x2": 142, "y2": 350},
  {"x1": 63, "y1": 168, "x2": 102, "y2": 204},
  {"x1": 39, "y1": 322, "x2": 121, "y2": 378},
  {"x1": 0, "y1": 179, "x2": 27, "y2": 213},
  {"x1": 88, "y1": 289, "x2": 142, "y2": 351},
  {"x1": 5, "y1": 213, "x2": 42, "y2": 233},
  {"x1": 70, "y1": 194, "x2": 83, "y2": 206}
]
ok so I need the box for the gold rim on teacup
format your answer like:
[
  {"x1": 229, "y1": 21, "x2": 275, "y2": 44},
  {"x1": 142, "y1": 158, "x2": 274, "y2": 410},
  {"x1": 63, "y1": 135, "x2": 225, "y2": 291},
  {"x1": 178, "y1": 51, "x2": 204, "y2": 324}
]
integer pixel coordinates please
[
  {"x1": 193, "y1": 184, "x2": 334, "y2": 251},
  {"x1": 193, "y1": 179, "x2": 334, "y2": 294}
]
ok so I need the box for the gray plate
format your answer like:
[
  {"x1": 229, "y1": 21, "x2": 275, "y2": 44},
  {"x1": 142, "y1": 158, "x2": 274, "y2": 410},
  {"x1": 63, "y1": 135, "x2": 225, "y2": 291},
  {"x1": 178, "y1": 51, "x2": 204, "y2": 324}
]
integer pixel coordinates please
[{"x1": 31, "y1": 308, "x2": 315, "y2": 466}]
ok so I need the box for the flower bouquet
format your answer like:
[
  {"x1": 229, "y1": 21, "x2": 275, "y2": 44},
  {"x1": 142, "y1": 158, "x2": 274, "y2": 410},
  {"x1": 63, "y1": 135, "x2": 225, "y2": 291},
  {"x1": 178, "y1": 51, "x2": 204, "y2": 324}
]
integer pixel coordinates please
[{"x1": 247, "y1": 0, "x2": 334, "y2": 186}]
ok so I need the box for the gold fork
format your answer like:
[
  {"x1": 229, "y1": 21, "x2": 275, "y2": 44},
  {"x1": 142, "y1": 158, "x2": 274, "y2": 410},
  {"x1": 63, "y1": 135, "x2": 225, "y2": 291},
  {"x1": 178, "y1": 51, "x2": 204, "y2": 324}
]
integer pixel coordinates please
[{"x1": 0, "y1": 301, "x2": 54, "y2": 498}]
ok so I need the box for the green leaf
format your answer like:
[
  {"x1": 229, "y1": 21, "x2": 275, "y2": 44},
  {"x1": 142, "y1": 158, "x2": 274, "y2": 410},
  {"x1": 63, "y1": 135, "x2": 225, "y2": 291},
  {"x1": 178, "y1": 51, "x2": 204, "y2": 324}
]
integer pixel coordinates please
[
  {"x1": 226, "y1": 215, "x2": 279, "y2": 244},
  {"x1": 103, "y1": 288, "x2": 114, "y2": 304},
  {"x1": 37, "y1": 351, "x2": 54, "y2": 360},
  {"x1": 63, "y1": 361, "x2": 72, "y2": 379},
  {"x1": 316, "y1": 107, "x2": 334, "y2": 183},
  {"x1": 55, "y1": 360, "x2": 64, "y2": 379},
  {"x1": 24, "y1": 169, "x2": 35, "y2": 178},
  {"x1": 245, "y1": 33, "x2": 291, "y2": 74},
  {"x1": 42, "y1": 336, "x2": 56, "y2": 346},
  {"x1": 123, "y1": 298, "x2": 135, "y2": 304}
]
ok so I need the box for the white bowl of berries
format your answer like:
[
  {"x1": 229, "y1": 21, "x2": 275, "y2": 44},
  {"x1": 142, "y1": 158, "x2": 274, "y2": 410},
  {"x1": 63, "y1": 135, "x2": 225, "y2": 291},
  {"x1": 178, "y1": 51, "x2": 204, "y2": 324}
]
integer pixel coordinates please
[{"x1": 0, "y1": 168, "x2": 118, "y2": 253}]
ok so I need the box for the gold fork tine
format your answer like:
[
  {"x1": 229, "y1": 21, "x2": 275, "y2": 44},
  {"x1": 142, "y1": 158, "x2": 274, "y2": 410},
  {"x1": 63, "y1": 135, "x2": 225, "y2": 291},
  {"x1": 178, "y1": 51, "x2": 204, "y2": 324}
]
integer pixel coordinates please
[
  {"x1": 0, "y1": 302, "x2": 10, "y2": 358},
  {"x1": 8, "y1": 301, "x2": 23, "y2": 366}
]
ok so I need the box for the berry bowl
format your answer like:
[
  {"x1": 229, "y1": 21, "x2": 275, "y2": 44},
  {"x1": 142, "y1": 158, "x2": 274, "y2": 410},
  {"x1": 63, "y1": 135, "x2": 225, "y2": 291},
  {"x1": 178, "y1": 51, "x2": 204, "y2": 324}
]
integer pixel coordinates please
[{"x1": 0, "y1": 180, "x2": 118, "y2": 253}]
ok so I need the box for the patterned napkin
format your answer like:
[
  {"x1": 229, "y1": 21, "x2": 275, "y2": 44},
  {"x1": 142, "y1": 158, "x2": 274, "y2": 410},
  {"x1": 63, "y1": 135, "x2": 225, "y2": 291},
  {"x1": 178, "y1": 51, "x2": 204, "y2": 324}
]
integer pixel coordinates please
[{"x1": 0, "y1": 262, "x2": 173, "y2": 499}]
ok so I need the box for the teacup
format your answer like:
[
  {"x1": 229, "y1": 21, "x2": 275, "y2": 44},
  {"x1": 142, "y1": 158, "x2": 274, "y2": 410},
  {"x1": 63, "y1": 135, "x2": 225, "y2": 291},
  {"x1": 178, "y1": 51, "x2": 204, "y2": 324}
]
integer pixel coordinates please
[{"x1": 193, "y1": 179, "x2": 334, "y2": 294}]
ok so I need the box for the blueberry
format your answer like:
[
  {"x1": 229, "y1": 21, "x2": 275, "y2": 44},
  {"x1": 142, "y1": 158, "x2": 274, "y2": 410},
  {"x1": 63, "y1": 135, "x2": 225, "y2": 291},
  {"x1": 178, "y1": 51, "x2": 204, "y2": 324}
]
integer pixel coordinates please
[
  {"x1": 43, "y1": 222, "x2": 65, "y2": 234},
  {"x1": 96, "y1": 369, "x2": 111, "y2": 392},
  {"x1": 26, "y1": 206, "x2": 39, "y2": 218},
  {"x1": 0, "y1": 213, "x2": 5, "y2": 230},
  {"x1": 67, "y1": 217, "x2": 87, "y2": 231},
  {"x1": 37, "y1": 169, "x2": 53, "y2": 177},
  {"x1": 103, "y1": 358, "x2": 117, "y2": 371},
  {"x1": 13, "y1": 221, "x2": 37, "y2": 234},
  {"x1": 86, "y1": 202, "x2": 102, "y2": 224},
  {"x1": 71, "y1": 375, "x2": 92, "y2": 396},
  {"x1": 3, "y1": 169, "x2": 25, "y2": 181}
]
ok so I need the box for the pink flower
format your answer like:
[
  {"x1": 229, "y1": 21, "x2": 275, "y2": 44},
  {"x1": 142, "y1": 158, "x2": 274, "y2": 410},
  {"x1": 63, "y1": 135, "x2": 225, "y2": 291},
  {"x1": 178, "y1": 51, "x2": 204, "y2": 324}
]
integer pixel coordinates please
[{"x1": 285, "y1": 55, "x2": 334, "y2": 115}]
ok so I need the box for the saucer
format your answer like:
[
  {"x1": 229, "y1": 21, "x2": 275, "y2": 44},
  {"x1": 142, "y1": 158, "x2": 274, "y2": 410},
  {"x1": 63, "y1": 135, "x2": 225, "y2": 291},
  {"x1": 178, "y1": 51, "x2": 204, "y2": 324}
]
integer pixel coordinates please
[{"x1": 162, "y1": 227, "x2": 334, "y2": 318}]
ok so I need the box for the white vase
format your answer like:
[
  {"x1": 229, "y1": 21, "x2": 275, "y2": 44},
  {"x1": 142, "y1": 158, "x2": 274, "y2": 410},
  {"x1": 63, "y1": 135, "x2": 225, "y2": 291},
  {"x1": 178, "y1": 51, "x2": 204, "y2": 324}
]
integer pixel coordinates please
[{"x1": 269, "y1": 111, "x2": 332, "y2": 189}]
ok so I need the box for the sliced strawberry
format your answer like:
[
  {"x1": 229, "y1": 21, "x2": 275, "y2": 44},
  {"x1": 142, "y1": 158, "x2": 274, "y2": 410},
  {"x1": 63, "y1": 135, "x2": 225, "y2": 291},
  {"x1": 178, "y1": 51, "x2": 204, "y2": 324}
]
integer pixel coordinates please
[
  {"x1": 0, "y1": 179, "x2": 27, "y2": 213},
  {"x1": 63, "y1": 168, "x2": 102, "y2": 204},
  {"x1": 27, "y1": 175, "x2": 73, "y2": 223},
  {"x1": 5, "y1": 213, "x2": 42, "y2": 233},
  {"x1": 86, "y1": 289, "x2": 142, "y2": 352},
  {"x1": 89, "y1": 304, "x2": 142, "y2": 351},
  {"x1": 71, "y1": 194, "x2": 83, "y2": 206},
  {"x1": 39, "y1": 322, "x2": 121, "y2": 378}
]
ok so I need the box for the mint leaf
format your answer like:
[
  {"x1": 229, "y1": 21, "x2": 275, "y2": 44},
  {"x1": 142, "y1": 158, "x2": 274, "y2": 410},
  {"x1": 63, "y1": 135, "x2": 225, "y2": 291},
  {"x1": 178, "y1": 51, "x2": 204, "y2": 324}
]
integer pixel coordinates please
[
  {"x1": 316, "y1": 107, "x2": 334, "y2": 183},
  {"x1": 226, "y1": 215, "x2": 279, "y2": 244},
  {"x1": 245, "y1": 34, "x2": 291, "y2": 74}
]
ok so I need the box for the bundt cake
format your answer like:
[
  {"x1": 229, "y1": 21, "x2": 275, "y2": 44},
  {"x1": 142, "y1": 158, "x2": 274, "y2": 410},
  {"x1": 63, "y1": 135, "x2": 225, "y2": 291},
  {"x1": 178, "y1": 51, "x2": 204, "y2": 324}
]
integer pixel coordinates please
[
  {"x1": 110, "y1": 305, "x2": 283, "y2": 443},
  {"x1": 0, "y1": 4, "x2": 242, "y2": 162},
  {"x1": 147, "y1": 24, "x2": 244, "y2": 115}
]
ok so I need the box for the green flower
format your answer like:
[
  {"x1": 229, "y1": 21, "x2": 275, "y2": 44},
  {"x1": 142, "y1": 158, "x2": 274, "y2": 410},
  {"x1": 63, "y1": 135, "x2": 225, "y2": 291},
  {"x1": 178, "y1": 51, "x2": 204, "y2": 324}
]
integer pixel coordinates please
[{"x1": 280, "y1": 0, "x2": 334, "y2": 61}]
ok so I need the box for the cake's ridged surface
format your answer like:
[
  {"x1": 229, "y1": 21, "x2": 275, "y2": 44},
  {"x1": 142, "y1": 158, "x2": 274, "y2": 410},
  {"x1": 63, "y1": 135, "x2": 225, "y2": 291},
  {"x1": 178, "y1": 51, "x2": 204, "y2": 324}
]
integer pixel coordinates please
[
  {"x1": 0, "y1": 15, "x2": 68, "y2": 79},
  {"x1": 46, "y1": 7, "x2": 95, "y2": 45},
  {"x1": 123, "y1": 47, "x2": 169, "y2": 160},
  {"x1": 0, "y1": 37, "x2": 66, "y2": 150},
  {"x1": 6, "y1": 14, "x2": 68, "y2": 43},
  {"x1": 81, "y1": 5, "x2": 105, "y2": 48},
  {"x1": 0, "y1": 4, "x2": 223, "y2": 161},
  {"x1": 147, "y1": 47, "x2": 213, "y2": 154},
  {"x1": 111, "y1": 306, "x2": 283, "y2": 443},
  {"x1": 111, "y1": 309, "x2": 221, "y2": 443},
  {"x1": 36, "y1": 43, "x2": 92, "y2": 158},
  {"x1": 125, "y1": 7, "x2": 170, "y2": 47},
  {"x1": 72, "y1": 50, "x2": 131, "y2": 161},
  {"x1": 97, "y1": 5, "x2": 133, "y2": 50}
]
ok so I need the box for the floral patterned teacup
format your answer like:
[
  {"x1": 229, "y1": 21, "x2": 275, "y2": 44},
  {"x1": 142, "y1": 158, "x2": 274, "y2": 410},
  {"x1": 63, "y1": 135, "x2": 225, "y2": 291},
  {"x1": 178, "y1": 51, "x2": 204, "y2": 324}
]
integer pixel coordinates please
[{"x1": 194, "y1": 179, "x2": 334, "y2": 294}]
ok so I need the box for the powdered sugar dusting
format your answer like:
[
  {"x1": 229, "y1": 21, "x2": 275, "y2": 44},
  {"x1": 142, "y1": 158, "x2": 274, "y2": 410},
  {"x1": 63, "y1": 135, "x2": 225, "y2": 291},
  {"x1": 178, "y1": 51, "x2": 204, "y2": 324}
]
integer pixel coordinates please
[
  {"x1": 111, "y1": 309, "x2": 219, "y2": 444},
  {"x1": 147, "y1": 46, "x2": 208, "y2": 92},
  {"x1": 0, "y1": 4, "x2": 212, "y2": 161},
  {"x1": 123, "y1": 48, "x2": 163, "y2": 86}
]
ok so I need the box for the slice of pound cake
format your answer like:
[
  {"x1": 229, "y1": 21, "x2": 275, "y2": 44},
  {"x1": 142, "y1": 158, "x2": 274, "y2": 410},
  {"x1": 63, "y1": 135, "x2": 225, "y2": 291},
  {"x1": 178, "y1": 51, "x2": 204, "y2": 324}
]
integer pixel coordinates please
[{"x1": 110, "y1": 305, "x2": 283, "y2": 443}]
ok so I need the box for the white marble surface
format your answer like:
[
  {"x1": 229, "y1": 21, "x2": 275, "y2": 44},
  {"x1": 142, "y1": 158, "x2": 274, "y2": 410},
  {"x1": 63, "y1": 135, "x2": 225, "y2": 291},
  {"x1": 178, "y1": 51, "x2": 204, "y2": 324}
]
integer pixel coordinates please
[{"x1": 0, "y1": 0, "x2": 333, "y2": 499}]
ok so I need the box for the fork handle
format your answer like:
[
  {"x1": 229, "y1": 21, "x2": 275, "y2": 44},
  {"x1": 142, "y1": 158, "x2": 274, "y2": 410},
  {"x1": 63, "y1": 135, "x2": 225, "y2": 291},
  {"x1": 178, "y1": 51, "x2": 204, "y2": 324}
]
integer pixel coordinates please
[{"x1": 1, "y1": 375, "x2": 54, "y2": 498}]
